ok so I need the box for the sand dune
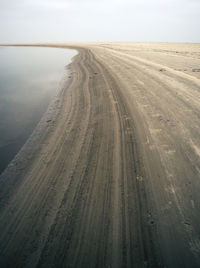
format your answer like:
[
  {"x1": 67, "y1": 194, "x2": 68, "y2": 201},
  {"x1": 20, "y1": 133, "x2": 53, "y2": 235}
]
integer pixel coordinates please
[{"x1": 0, "y1": 42, "x2": 200, "y2": 267}]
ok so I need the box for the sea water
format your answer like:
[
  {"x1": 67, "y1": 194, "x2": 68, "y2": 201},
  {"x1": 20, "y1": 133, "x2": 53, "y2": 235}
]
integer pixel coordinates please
[{"x1": 0, "y1": 46, "x2": 77, "y2": 174}]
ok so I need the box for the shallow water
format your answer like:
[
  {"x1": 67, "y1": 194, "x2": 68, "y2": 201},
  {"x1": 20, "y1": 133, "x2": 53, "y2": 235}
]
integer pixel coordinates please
[{"x1": 0, "y1": 46, "x2": 77, "y2": 174}]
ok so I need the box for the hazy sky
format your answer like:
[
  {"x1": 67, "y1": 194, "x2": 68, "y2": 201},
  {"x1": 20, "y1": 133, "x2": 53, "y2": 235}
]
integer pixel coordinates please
[{"x1": 1, "y1": 0, "x2": 200, "y2": 43}]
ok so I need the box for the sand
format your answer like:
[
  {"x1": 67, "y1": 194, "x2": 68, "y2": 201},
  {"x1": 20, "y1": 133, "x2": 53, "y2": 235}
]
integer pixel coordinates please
[{"x1": 0, "y1": 42, "x2": 200, "y2": 267}]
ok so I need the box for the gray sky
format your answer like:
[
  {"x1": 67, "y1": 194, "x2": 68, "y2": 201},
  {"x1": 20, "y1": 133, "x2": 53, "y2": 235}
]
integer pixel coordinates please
[{"x1": 0, "y1": 0, "x2": 200, "y2": 43}]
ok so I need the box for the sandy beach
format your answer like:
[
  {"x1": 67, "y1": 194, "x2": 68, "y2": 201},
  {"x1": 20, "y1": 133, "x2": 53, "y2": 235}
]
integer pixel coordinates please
[{"x1": 0, "y1": 42, "x2": 200, "y2": 267}]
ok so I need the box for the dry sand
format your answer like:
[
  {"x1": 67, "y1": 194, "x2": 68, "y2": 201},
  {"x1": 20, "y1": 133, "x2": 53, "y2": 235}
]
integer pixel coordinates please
[{"x1": 0, "y1": 42, "x2": 200, "y2": 267}]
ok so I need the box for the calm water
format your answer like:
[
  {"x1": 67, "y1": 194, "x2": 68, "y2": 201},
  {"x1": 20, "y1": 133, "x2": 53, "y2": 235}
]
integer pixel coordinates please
[{"x1": 0, "y1": 46, "x2": 77, "y2": 174}]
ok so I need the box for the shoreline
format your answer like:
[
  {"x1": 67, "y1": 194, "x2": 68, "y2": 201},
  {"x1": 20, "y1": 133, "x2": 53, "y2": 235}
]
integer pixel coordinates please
[
  {"x1": 0, "y1": 47, "x2": 80, "y2": 195},
  {"x1": 0, "y1": 43, "x2": 200, "y2": 267},
  {"x1": 0, "y1": 46, "x2": 78, "y2": 175}
]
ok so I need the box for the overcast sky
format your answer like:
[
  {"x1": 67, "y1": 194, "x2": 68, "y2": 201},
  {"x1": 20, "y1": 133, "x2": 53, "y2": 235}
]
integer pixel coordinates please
[{"x1": 0, "y1": 0, "x2": 200, "y2": 43}]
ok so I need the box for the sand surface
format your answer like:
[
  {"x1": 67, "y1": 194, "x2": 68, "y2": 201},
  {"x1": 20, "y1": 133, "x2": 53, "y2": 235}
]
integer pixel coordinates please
[{"x1": 0, "y1": 42, "x2": 200, "y2": 267}]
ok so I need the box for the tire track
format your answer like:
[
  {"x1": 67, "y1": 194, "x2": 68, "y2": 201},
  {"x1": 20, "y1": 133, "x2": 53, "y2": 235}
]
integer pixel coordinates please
[{"x1": 0, "y1": 43, "x2": 200, "y2": 268}]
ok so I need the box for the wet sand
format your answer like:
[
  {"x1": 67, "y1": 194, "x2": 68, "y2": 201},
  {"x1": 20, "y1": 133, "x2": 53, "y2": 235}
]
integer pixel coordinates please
[{"x1": 0, "y1": 42, "x2": 200, "y2": 267}]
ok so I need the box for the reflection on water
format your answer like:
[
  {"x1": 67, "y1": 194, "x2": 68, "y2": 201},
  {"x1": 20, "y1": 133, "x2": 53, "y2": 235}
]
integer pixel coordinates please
[{"x1": 0, "y1": 46, "x2": 77, "y2": 174}]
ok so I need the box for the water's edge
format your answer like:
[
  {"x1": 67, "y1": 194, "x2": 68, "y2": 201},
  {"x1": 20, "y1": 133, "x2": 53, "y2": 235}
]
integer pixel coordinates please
[{"x1": 0, "y1": 47, "x2": 78, "y2": 175}]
